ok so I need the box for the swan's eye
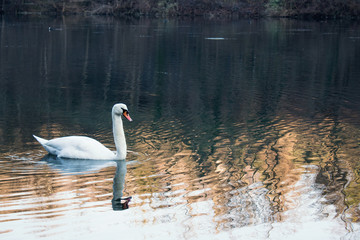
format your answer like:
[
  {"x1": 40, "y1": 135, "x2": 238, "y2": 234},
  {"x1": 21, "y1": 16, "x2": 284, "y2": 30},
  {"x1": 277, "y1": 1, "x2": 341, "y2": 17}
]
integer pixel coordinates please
[{"x1": 115, "y1": 108, "x2": 125, "y2": 116}]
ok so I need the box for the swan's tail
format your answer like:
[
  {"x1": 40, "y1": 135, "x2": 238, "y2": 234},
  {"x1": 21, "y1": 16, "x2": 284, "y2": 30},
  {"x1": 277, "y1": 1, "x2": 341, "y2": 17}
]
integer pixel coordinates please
[
  {"x1": 33, "y1": 135, "x2": 48, "y2": 146},
  {"x1": 33, "y1": 135, "x2": 57, "y2": 155}
]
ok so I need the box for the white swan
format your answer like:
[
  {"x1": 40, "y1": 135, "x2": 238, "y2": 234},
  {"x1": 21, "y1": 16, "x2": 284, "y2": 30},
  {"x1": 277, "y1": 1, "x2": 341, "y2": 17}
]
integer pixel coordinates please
[{"x1": 33, "y1": 103, "x2": 132, "y2": 160}]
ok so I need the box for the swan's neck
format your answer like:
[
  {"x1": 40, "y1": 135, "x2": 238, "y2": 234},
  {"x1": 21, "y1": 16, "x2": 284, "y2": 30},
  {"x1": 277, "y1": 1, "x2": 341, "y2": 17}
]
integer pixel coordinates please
[{"x1": 113, "y1": 115, "x2": 127, "y2": 159}]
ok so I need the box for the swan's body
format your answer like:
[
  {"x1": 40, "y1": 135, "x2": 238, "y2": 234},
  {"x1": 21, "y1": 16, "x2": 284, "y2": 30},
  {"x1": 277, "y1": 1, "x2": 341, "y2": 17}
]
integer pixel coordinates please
[{"x1": 34, "y1": 103, "x2": 132, "y2": 160}]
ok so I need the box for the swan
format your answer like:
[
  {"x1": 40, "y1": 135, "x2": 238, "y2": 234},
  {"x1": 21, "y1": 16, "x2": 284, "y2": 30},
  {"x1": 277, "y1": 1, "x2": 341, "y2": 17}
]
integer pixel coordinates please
[{"x1": 33, "y1": 103, "x2": 132, "y2": 160}]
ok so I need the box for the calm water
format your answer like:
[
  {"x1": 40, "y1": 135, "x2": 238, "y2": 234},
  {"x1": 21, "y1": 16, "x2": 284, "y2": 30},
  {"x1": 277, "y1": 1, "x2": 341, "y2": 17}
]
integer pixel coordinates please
[{"x1": 1, "y1": 16, "x2": 360, "y2": 239}]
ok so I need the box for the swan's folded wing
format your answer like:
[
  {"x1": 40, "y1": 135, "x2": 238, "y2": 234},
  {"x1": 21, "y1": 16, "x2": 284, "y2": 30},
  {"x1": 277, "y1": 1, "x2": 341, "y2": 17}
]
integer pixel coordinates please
[
  {"x1": 42, "y1": 138, "x2": 66, "y2": 156},
  {"x1": 45, "y1": 136, "x2": 115, "y2": 160}
]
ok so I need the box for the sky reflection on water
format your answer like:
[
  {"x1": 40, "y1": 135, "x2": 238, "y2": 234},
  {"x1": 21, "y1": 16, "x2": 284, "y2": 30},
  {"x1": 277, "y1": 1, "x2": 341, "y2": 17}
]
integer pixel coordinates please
[{"x1": 1, "y1": 16, "x2": 360, "y2": 239}]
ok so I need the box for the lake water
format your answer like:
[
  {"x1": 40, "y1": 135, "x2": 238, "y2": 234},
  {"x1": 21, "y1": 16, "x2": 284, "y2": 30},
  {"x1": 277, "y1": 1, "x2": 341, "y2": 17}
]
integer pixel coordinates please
[{"x1": 1, "y1": 16, "x2": 360, "y2": 239}]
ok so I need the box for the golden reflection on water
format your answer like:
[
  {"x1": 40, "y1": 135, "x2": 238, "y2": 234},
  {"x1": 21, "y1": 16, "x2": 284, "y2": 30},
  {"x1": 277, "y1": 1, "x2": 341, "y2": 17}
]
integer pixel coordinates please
[
  {"x1": 0, "y1": 112, "x2": 360, "y2": 238},
  {"x1": 1, "y1": 108, "x2": 360, "y2": 238},
  {"x1": 129, "y1": 109, "x2": 360, "y2": 227}
]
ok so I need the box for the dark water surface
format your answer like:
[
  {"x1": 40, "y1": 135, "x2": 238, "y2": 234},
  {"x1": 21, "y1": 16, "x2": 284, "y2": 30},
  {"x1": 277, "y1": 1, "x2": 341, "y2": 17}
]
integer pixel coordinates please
[{"x1": 1, "y1": 16, "x2": 360, "y2": 239}]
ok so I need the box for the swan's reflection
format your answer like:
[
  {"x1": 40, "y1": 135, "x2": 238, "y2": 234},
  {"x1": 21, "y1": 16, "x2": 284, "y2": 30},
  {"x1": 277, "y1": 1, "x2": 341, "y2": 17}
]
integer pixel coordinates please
[
  {"x1": 112, "y1": 160, "x2": 132, "y2": 210},
  {"x1": 41, "y1": 155, "x2": 131, "y2": 210}
]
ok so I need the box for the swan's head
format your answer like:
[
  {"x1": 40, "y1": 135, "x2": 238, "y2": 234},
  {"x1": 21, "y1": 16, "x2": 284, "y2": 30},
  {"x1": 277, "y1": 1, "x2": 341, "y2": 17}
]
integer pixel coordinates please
[{"x1": 112, "y1": 103, "x2": 132, "y2": 122}]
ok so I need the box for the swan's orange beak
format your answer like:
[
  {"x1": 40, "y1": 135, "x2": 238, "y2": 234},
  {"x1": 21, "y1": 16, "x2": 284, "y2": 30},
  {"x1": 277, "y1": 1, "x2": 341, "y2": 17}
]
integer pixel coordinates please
[{"x1": 123, "y1": 110, "x2": 132, "y2": 122}]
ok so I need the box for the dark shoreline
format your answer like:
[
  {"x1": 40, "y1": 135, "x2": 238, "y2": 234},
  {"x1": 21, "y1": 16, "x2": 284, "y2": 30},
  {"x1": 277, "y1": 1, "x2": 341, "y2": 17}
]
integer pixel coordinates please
[{"x1": 1, "y1": 1, "x2": 360, "y2": 20}]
